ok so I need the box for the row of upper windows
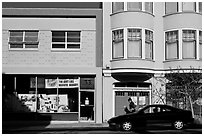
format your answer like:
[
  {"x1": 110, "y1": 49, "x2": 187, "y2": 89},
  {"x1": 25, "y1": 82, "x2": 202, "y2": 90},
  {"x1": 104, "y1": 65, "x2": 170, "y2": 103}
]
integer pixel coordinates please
[
  {"x1": 8, "y1": 30, "x2": 81, "y2": 50},
  {"x1": 112, "y1": 29, "x2": 202, "y2": 60},
  {"x1": 165, "y1": 30, "x2": 202, "y2": 60},
  {"x1": 112, "y1": 29, "x2": 153, "y2": 60},
  {"x1": 112, "y1": 2, "x2": 202, "y2": 15}
]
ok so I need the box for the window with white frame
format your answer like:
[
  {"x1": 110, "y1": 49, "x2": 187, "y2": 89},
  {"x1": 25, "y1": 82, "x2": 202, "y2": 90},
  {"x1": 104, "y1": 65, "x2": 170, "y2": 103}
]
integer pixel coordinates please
[
  {"x1": 112, "y1": 2, "x2": 124, "y2": 13},
  {"x1": 182, "y1": 2, "x2": 196, "y2": 12},
  {"x1": 127, "y1": 29, "x2": 142, "y2": 58},
  {"x1": 165, "y1": 31, "x2": 179, "y2": 60},
  {"x1": 52, "y1": 31, "x2": 80, "y2": 50},
  {"x1": 199, "y1": 2, "x2": 202, "y2": 13},
  {"x1": 112, "y1": 29, "x2": 124, "y2": 59},
  {"x1": 199, "y1": 31, "x2": 202, "y2": 59},
  {"x1": 9, "y1": 30, "x2": 39, "y2": 49},
  {"x1": 165, "y1": 2, "x2": 178, "y2": 14},
  {"x1": 145, "y1": 2, "x2": 153, "y2": 14},
  {"x1": 182, "y1": 30, "x2": 196, "y2": 59},
  {"x1": 127, "y1": 2, "x2": 142, "y2": 11},
  {"x1": 145, "y1": 30, "x2": 153, "y2": 60}
]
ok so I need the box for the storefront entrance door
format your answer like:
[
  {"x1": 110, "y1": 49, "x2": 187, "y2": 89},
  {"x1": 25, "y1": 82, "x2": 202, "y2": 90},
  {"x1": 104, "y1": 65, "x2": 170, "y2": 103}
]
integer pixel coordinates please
[{"x1": 79, "y1": 91, "x2": 95, "y2": 122}]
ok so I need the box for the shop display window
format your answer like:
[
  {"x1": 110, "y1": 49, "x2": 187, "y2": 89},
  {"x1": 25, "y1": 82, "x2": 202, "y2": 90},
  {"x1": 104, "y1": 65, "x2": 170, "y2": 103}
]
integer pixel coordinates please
[
  {"x1": 36, "y1": 77, "x2": 79, "y2": 113},
  {"x1": 16, "y1": 76, "x2": 37, "y2": 112}
]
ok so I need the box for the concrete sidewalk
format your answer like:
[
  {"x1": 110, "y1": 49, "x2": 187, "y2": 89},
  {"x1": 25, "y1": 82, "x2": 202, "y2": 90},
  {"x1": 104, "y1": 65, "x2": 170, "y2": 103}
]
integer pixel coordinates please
[{"x1": 3, "y1": 121, "x2": 109, "y2": 132}]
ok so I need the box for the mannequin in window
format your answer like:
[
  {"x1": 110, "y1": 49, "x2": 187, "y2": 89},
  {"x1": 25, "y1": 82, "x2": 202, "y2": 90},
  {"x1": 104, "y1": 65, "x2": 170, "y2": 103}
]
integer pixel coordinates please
[{"x1": 124, "y1": 97, "x2": 136, "y2": 114}]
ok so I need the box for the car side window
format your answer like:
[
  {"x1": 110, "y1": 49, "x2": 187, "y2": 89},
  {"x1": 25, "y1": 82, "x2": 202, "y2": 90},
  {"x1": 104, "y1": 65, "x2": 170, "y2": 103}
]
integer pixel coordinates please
[
  {"x1": 143, "y1": 107, "x2": 161, "y2": 114},
  {"x1": 161, "y1": 107, "x2": 171, "y2": 112}
]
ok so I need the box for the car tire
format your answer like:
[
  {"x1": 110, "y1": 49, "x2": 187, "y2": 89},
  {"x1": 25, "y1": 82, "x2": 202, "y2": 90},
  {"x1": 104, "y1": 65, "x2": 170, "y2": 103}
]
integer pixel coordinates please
[
  {"x1": 121, "y1": 121, "x2": 133, "y2": 131},
  {"x1": 173, "y1": 120, "x2": 184, "y2": 130}
]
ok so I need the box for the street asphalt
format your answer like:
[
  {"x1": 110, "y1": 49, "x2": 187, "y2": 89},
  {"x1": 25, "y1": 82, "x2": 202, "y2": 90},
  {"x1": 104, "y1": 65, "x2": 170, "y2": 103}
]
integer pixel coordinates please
[{"x1": 2, "y1": 120, "x2": 202, "y2": 134}]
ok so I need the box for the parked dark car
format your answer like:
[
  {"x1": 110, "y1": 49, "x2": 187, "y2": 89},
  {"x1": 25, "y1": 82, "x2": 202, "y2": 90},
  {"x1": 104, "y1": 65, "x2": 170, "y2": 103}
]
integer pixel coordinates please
[{"x1": 108, "y1": 104, "x2": 194, "y2": 131}]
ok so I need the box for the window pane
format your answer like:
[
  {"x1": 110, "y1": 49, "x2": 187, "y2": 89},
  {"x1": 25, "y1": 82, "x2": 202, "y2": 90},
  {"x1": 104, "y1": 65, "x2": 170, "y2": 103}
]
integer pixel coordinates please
[
  {"x1": 10, "y1": 44, "x2": 23, "y2": 48},
  {"x1": 67, "y1": 31, "x2": 80, "y2": 42},
  {"x1": 145, "y1": 2, "x2": 153, "y2": 14},
  {"x1": 165, "y1": 2, "x2": 178, "y2": 14},
  {"x1": 9, "y1": 31, "x2": 23, "y2": 42},
  {"x1": 67, "y1": 44, "x2": 80, "y2": 49},
  {"x1": 145, "y1": 42, "x2": 153, "y2": 59},
  {"x1": 166, "y1": 42, "x2": 178, "y2": 59},
  {"x1": 145, "y1": 30, "x2": 153, "y2": 60},
  {"x1": 199, "y1": 2, "x2": 202, "y2": 13},
  {"x1": 113, "y1": 42, "x2": 124, "y2": 58},
  {"x1": 166, "y1": 31, "x2": 178, "y2": 59},
  {"x1": 52, "y1": 44, "x2": 65, "y2": 48},
  {"x1": 112, "y1": 2, "x2": 124, "y2": 13},
  {"x1": 128, "y1": 29, "x2": 141, "y2": 40},
  {"x1": 127, "y1": 2, "x2": 142, "y2": 11},
  {"x1": 183, "y1": 41, "x2": 196, "y2": 59},
  {"x1": 200, "y1": 43, "x2": 202, "y2": 59},
  {"x1": 128, "y1": 40, "x2": 142, "y2": 58},
  {"x1": 52, "y1": 31, "x2": 65, "y2": 42},
  {"x1": 113, "y1": 30, "x2": 124, "y2": 58},
  {"x1": 25, "y1": 44, "x2": 38, "y2": 48},
  {"x1": 25, "y1": 31, "x2": 38, "y2": 42},
  {"x1": 199, "y1": 31, "x2": 202, "y2": 59},
  {"x1": 182, "y1": 2, "x2": 196, "y2": 12}
]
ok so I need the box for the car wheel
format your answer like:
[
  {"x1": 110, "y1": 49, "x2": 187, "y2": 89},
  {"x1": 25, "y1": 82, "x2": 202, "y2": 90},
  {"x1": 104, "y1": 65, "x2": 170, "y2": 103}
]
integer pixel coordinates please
[
  {"x1": 121, "y1": 121, "x2": 133, "y2": 131},
  {"x1": 173, "y1": 120, "x2": 184, "y2": 130}
]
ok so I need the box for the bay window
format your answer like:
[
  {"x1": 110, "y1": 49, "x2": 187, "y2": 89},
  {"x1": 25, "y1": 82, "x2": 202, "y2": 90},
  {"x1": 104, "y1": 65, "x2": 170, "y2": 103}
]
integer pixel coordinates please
[
  {"x1": 112, "y1": 2, "x2": 124, "y2": 13},
  {"x1": 145, "y1": 30, "x2": 153, "y2": 60},
  {"x1": 182, "y1": 30, "x2": 196, "y2": 59},
  {"x1": 199, "y1": 31, "x2": 202, "y2": 59},
  {"x1": 52, "y1": 31, "x2": 81, "y2": 50},
  {"x1": 127, "y1": 29, "x2": 142, "y2": 58},
  {"x1": 9, "y1": 30, "x2": 39, "y2": 49},
  {"x1": 182, "y1": 2, "x2": 196, "y2": 12},
  {"x1": 127, "y1": 2, "x2": 142, "y2": 11},
  {"x1": 165, "y1": 2, "x2": 178, "y2": 14},
  {"x1": 112, "y1": 29, "x2": 124, "y2": 59},
  {"x1": 165, "y1": 31, "x2": 179, "y2": 60}
]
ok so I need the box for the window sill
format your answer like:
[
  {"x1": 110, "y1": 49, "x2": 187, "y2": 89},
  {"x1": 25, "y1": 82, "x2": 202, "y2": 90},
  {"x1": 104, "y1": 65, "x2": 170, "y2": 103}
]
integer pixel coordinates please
[
  {"x1": 163, "y1": 58, "x2": 200, "y2": 63},
  {"x1": 9, "y1": 48, "x2": 39, "y2": 51},
  {"x1": 163, "y1": 11, "x2": 202, "y2": 17},
  {"x1": 110, "y1": 10, "x2": 154, "y2": 17},
  {"x1": 111, "y1": 58, "x2": 155, "y2": 62},
  {"x1": 51, "y1": 49, "x2": 81, "y2": 52}
]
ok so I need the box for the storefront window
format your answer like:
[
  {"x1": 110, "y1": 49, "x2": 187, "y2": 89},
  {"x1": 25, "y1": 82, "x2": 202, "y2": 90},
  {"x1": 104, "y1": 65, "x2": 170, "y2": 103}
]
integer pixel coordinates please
[
  {"x1": 17, "y1": 76, "x2": 37, "y2": 112},
  {"x1": 36, "y1": 77, "x2": 79, "y2": 113}
]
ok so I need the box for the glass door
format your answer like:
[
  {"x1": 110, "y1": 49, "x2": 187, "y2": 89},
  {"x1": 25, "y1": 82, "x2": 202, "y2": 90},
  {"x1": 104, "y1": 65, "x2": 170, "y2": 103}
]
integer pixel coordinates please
[{"x1": 79, "y1": 91, "x2": 95, "y2": 122}]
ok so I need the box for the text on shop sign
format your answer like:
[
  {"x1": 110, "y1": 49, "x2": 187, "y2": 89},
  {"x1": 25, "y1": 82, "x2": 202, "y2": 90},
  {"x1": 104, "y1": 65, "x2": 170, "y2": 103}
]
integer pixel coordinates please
[{"x1": 45, "y1": 79, "x2": 79, "y2": 88}]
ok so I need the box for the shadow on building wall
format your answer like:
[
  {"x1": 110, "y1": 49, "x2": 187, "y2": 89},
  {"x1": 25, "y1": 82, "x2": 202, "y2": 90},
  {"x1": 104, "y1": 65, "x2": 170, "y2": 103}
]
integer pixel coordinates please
[{"x1": 2, "y1": 89, "x2": 52, "y2": 133}]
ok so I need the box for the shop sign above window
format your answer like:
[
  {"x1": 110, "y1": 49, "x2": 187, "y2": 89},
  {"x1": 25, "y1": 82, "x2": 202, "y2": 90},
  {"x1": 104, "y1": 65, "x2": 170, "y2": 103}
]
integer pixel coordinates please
[
  {"x1": 45, "y1": 79, "x2": 79, "y2": 88},
  {"x1": 80, "y1": 78, "x2": 95, "y2": 89}
]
